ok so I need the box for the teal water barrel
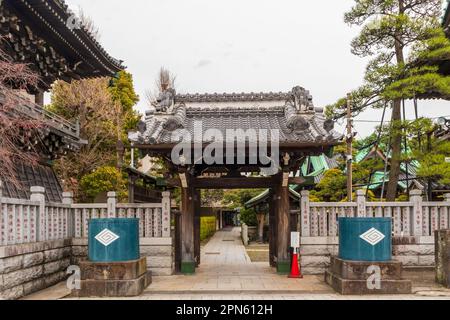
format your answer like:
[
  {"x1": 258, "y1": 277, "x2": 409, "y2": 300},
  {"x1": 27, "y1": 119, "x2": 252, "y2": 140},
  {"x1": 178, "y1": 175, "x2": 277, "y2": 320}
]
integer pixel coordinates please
[
  {"x1": 88, "y1": 218, "x2": 140, "y2": 262},
  {"x1": 339, "y1": 218, "x2": 392, "y2": 262}
]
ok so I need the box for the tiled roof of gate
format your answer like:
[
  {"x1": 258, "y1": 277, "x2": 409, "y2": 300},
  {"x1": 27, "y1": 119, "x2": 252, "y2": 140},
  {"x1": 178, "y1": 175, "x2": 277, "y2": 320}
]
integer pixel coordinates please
[{"x1": 130, "y1": 106, "x2": 342, "y2": 146}]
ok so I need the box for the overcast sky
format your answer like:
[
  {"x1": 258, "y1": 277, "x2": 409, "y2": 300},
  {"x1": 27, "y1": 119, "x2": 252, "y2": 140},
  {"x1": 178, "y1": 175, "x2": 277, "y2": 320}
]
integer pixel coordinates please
[{"x1": 63, "y1": 0, "x2": 450, "y2": 138}]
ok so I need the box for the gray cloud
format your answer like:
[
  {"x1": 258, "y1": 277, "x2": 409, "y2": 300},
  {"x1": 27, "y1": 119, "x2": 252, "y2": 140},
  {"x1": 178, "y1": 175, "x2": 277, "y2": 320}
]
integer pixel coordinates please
[{"x1": 195, "y1": 59, "x2": 213, "y2": 69}]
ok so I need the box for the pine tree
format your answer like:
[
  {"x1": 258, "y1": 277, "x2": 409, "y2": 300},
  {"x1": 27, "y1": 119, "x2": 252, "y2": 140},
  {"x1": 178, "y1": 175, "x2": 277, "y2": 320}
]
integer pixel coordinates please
[{"x1": 327, "y1": 0, "x2": 445, "y2": 201}]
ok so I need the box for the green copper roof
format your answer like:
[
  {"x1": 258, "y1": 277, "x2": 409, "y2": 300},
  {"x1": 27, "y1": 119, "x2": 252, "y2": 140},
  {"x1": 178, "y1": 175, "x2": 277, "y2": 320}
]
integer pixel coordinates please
[
  {"x1": 245, "y1": 186, "x2": 300, "y2": 208},
  {"x1": 301, "y1": 154, "x2": 337, "y2": 177}
]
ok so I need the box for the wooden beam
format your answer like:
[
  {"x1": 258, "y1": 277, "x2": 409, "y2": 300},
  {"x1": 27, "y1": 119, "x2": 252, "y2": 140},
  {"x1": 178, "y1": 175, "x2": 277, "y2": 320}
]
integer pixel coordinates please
[
  {"x1": 179, "y1": 173, "x2": 188, "y2": 188},
  {"x1": 193, "y1": 177, "x2": 277, "y2": 189}
]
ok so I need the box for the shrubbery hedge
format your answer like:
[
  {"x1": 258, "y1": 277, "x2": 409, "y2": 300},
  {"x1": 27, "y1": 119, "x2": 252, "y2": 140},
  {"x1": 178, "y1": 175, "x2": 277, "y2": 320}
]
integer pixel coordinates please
[{"x1": 200, "y1": 216, "x2": 216, "y2": 241}]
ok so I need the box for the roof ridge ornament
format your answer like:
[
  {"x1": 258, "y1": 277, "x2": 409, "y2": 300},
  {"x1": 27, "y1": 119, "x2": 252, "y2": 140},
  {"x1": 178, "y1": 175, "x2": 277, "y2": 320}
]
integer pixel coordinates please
[
  {"x1": 153, "y1": 88, "x2": 176, "y2": 112},
  {"x1": 285, "y1": 103, "x2": 310, "y2": 132},
  {"x1": 290, "y1": 86, "x2": 314, "y2": 113},
  {"x1": 163, "y1": 104, "x2": 187, "y2": 131}
]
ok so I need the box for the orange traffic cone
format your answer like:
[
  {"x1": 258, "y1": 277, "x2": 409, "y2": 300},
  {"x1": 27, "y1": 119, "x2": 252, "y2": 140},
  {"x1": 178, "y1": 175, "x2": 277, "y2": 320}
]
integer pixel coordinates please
[{"x1": 289, "y1": 249, "x2": 303, "y2": 279}]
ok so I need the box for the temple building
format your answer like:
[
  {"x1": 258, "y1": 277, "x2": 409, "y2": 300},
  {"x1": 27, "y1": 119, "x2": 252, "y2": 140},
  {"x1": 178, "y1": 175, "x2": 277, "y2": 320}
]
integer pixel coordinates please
[
  {"x1": 0, "y1": 0, "x2": 123, "y2": 201},
  {"x1": 129, "y1": 86, "x2": 342, "y2": 274}
]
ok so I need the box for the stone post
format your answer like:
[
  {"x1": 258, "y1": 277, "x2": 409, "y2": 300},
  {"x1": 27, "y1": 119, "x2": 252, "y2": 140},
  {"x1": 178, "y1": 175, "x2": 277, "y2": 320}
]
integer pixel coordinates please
[
  {"x1": 62, "y1": 192, "x2": 73, "y2": 205},
  {"x1": 242, "y1": 223, "x2": 249, "y2": 246},
  {"x1": 30, "y1": 186, "x2": 46, "y2": 242},
  {"x1": 410, "y1": 190, "x2": 423, "y2": 236},
  {"x1": 435, "y1": 230, "x2": 450, "y2": 288},
  {"x1": 107, "y1": 192, "x2": 117, "y2": 218},
  {"x1": 63, "y1": 192, "x2": 74, "y2": 238},
  {"x1": 356, "y1": 190, "x2": 366, "y2": 218},
  {"x1": 300, "y1": 191, "x2": 310, "y2": 237},
  {"x1": 257, "y1": 212, "x2": 265, "y2": 243},
  {"x1": 162, "y1": 191, "x2": 171, "y2": 238},
  {"x1": 444, "y1": 193, "x2": 450, "y2": 204}
]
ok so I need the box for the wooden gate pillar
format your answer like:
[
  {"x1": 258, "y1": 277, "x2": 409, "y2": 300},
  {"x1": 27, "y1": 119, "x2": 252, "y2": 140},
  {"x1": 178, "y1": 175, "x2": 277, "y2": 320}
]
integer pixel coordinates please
[
  {"x1": 181, "y1": 175, "x2": 196, "y2": 274},
  {"x1": 268, "y1": 189, "x2": 277, "y2": 267},
  {"x1": 276, "y1": 173, "x2": 291, "y2": 274},
  {"x1": 194, "y1": 188, "x2": 201, "y2": 267}
]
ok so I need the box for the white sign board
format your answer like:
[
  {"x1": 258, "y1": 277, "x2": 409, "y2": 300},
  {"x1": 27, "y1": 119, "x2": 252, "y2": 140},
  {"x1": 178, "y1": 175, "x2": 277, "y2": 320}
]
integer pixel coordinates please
[
  {"x1": 291, "y1": 232, "x2": 300, "y2": 248},
  {"x1": 445, "y1": 157, "x2": 450, "y2": 164}
]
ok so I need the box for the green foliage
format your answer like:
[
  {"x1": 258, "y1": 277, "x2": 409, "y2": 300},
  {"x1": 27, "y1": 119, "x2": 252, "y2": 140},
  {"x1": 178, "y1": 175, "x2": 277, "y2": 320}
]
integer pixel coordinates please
[
  {"x1": 79, "y1": 166, "x2": 128, "y2": 202},
  {"x1": 310, "y1": 165, "x2": 377, "y2": 202},
  {"x1": 108, "y1": 70, "x2": 141, "y2": 135},
  {"x1": 385, "y1": 29, "x2": 450, "y2": 100},
  {"x1": 415, "y1": 139, "x2": 450, "y2": 185},
  {"x1": 200, "y1": 216, "x2": 216, "y2": 241},
  {"x1": 48, "y1": 72, "x2": 142, "y2": 201},
  {"x1": 325, "y1": 0, "x2": 445, "y2": 200},
  {"x1": 239, "y1": 208, "x2": 258, "y2": 227},
  {"x1": 223, "y1": 189, "x2": 266, "y2": 210},
  {"x1": 201, "y1": 189, "x2": 225, "y2": 207},
  {"x1": 326, "y1": 2, "x2": 448, "y2": 119},
  {"x1": 109, "y1": 71, "x2": 139, "y2": 112}
]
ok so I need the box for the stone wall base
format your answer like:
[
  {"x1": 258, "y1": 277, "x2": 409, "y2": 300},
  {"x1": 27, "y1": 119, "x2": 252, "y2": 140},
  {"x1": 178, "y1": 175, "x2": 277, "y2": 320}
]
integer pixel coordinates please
[
  {"x1": 0, "y1": 239, "x2": 72, "y2": 300},
  {"x1": 1, "y1": 237, "x2": 174, "y2": 300},
  {"x1": 325, "y1": 257, "x2": 412, "y2": 295},
  {"x1": 72, "y1": 238, "x2": 174, "y2": 277},
  {"x1": 73, "y1": 257, "x2": 152, "y2": 297},
  {"x1": 300, "y1": 237, "x2": 435, "y2": 275}
]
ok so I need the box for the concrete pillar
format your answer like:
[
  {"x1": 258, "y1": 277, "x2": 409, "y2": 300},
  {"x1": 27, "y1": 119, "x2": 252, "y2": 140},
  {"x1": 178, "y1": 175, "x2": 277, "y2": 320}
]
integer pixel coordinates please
[
  {"x1": 242, "y1": 223, "x2": 249, "y2": 246},
  {"x1": 62, "y1": 192, "x2": 73, "y2": 205},
  {"x1": 107, "y1": 192, "x2": 117, "y2": 218},
  {"x1": 444, "y1": 194, "x2": 450, "y2": 203},
  {"x1": 30, "y1": 186, "x2": 46, "y2": 241},
  {"x1": 300, "y1": 190, "x2": 310, "y2": 237},
  {"x1": 410, "y1": 190, "x2": 423, "y2": 236},
  {"x1": 62, "y1": 192, "x2": 74, "y2": 238},
  {"x1": 257, "y1": 213, "x2": 265, "y2": 243},
  {"x1": 162, "y1": 192, "x2": 171, "y2": 238},
  {"x1": 435, "y1": 230, "x2": 450, "y2": 288},
  {"x1": 356, "y1": 190, "x2": 367, "y2": 218}
]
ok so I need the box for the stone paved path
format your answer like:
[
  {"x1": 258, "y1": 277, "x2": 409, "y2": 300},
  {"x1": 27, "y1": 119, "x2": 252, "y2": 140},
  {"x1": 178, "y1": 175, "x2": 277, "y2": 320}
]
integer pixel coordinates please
[{"x1": 146, "y1": 227, "x2": 332, "y2": 294}]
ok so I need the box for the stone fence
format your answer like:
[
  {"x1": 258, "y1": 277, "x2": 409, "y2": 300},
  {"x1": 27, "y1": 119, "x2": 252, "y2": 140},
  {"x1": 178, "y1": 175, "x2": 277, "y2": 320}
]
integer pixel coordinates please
[
  {"x1": 0, "y1": 186, "x2": 174, "y2": 300},
  {"x1": 298, "y1": 190, "x2": 450, "y2": 274},
  {"x1": 300, "y1": 190, "x2": 450, "y2": 238}
]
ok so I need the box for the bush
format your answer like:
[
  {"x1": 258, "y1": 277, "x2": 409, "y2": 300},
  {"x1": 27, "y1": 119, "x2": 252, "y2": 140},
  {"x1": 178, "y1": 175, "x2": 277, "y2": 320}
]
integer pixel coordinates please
[
  {"x1": 79, "y1": 166, "x2": 128, "y2": 202},
  {"x1": 200, "y1": 216, "x2": 216, "y2": 241},
  {"x1": 240, "y1": 208, "x2": 257, "y2": 226}
]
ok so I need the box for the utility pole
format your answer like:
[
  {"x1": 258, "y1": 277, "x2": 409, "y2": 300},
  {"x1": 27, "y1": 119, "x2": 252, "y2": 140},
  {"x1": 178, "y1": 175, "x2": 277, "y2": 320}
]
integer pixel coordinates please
[{"x1": 346, "y1": 93, "x2": 353, "y2": 202}]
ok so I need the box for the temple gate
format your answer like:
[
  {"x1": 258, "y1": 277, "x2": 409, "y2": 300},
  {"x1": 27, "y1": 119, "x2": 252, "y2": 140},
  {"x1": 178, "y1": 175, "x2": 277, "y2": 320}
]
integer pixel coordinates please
[{"x1": 129, "y1": 87, "x2": 341, "y2": 274}]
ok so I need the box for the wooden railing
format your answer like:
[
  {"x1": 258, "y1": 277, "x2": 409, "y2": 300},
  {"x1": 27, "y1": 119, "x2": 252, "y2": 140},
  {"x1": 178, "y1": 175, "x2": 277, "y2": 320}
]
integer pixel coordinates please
[
  {"x1": 0, "y1": 92, "x2": 81, "y2": 140},
  {"x1": 300, "y1": 190, "x2": 450, "y2": 238},
  {"x1": 0, "y1": 184, "x2": 171, "y2": 246}
]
